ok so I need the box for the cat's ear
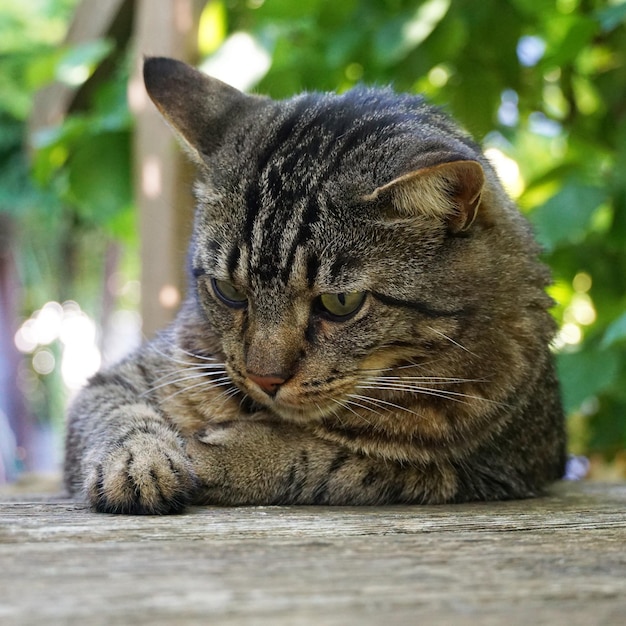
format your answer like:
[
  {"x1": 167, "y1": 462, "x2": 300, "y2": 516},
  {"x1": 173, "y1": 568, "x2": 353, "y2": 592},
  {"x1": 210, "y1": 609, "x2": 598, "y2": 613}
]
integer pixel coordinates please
[
  {"x1": 366, "y1": 160, "x2": 485, "y2": 232},
  {"x1": 143, "y1": 57, "x2": 254, "y2": 162}
]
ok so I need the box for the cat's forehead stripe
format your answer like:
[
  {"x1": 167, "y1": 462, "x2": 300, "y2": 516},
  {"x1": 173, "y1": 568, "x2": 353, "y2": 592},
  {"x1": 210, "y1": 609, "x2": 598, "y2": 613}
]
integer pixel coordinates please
[{"x1": 241, "y1": 105, "x2": 344, "y2": 284}]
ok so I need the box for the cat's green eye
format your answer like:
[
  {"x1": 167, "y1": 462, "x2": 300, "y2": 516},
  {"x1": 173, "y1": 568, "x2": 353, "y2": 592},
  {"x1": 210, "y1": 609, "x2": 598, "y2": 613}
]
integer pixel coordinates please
[
  {"x1": 211, "y1": 277, "x2": 248, "y2": 309},
  {"x1": 317, "y1": 292, "x2": 366, "y2": 320}
]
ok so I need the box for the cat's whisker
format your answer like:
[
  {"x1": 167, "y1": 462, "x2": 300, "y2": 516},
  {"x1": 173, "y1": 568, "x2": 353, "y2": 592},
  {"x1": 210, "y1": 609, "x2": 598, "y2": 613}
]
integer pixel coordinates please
[
  {"x1": 330, "y1": 398, "x2": 375, "y2": 426},
  {"x1": 148, "y1": 343, "x2": 225, "y2": 369},
  {"x1": 152, "y1": 353, "x2": 225, "y2": 371},
  {"x1": 347, "y1": 393, "x2": 423, "y2": 418},
  {"x1": 321, "y1": 400, "x2": 349, "y2": 426},
  {"x1": 215, "y1": 385, "x2": 240, "y2": 401},
  {"x1": 312, "y1": 401, "x2": 326, "y2": 420},
  {"x1": 357, "y1": 383, "x2": 476, "y2": 406},
  {"x1": 357, "y1": 357, "x2": 447, "y2": 374},
  {"x1": 345, "y1": 398, "x2": 386, "y2": 421},
  {"x1": 141, "y1": 372, "x2": 230, "y2": 397},
  {"x1": 148, "y1": 364, "x2": 228, "y2": 386},
  {"x1": 211, "y1": 386, "x2": 243, "y2": 411},
  {"x1": 174, "y1": 346, "x2": 222, "y2": 363},
  {"x1": 158, "y1": 377, "x2": 235, "y2": 403},
  {"x1": 427, "y1": 327, "x2": 477, "y2": 357},
  {"x1": 163, "y1": 379, "x2": 236, "y2": 403},
  {"x1": 357, "y1": 382, "x2": 509, "y2": 407},
  {"x1": 369, "y1": 375, "x2": 485, "y2": 384},
  {"x1": 201, "y1": 388, "x2": 241, "y2": 416}
]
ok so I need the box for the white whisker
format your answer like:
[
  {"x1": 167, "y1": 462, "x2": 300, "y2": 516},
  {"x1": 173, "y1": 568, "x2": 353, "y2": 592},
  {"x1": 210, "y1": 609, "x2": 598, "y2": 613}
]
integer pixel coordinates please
[
  {"x1": 357, "y1": 381, "x2": 508, "y2": 407},
  {"x1": 330, "y1": 398, "x2": 375, "y2": 425},
  {"x1": 427, "y1": 327, "x2": 477, "y2": 357},
  {"x1": 148, "y1": 364, "x2": 227, "y2": 386},
  {"x1": 358, "y1": 383, "x2": 476, "y2": 406},
  {"x1": 370, "y1": 375, "x2": 484, "y2": 384},
  {"x1": 141, "y1": 372, "x2": 229, "y2": 397},
  {"x1": 212, "y1": 386, "x2": 243, "y2": 411},
  {"x1": 159, "y1": 377, "x2": 235, "y2": 403},
  {"x1": 175, "y1": 346, "x2": 221, "y2": 363},
  {"x1": 357, "y1": 357, "x2": 453, "y2": 378},
  {"x1": 347, "y1": 393, "x2": 422, "y2": 418},
  {"x1": 148, "y1": 343, "x2": 225, "y2": 370}
]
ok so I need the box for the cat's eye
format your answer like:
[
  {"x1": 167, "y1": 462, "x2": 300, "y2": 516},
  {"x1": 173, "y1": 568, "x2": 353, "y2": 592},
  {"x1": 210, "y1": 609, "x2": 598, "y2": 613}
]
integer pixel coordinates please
[
  {"x1": 211, "y1": 277, "x2": 248, "y2": 309},
  {"x1": 317, "y1": 292, "x2": 366, "y2": 320}
]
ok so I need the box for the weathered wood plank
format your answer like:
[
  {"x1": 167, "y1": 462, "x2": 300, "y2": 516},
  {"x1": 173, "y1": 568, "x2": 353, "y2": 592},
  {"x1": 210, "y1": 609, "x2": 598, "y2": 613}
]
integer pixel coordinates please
[{"x1": 1, "y1": 482, "x2": 625, "y2": 625}]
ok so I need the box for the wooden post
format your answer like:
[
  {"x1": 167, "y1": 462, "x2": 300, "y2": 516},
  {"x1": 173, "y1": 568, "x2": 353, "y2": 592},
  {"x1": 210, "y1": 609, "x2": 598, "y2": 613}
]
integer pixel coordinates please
[{"x1": 130, "y1": 0, "x2": 206, "y2": 338}]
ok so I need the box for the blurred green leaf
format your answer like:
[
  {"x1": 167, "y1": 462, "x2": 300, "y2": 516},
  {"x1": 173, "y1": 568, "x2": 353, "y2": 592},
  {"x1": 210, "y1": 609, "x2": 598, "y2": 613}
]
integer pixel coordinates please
[
  {"x1": 602, "y1": 312, "x2": 626, "y2": 349},
  {"x1": 596, "y1": 2, "x2": 626, "y2": 32},
  {"x1": 557, "y1": 349, "x2": 620, "y2": 413},
  {"x1": 530, "y1": 183, "x2": 607, "y2": 251},
  {"x1": 508, "y1": 0, "x2": 555, "y2": 18},
  {"x1": 56, "y1": 39, "x2": 114, "y2": 86},
  {"x1": 540, "y1": 14, "x2": 597, "y2": 70},
  {"x1": 374, "y1": 0, "x2": 451, "y2": 66},
  {"x1": 67, "y1": 132, "x2": 131, "y2": 228}
]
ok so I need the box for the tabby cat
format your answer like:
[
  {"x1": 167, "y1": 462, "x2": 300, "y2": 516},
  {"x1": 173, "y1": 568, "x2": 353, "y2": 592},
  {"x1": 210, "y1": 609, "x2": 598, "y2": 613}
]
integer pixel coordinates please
[{"x1": 64, "y1": 57, "x2": 566, "y2": 514}]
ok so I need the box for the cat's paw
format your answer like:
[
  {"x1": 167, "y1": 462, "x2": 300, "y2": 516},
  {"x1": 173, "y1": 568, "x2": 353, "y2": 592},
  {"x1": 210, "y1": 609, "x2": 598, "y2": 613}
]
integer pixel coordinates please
[
  {"x1": 185, "y1": 421, "x2": 280, "y2": 505},
  {"x1": 84, "y1": 428, "x2": 198, "y2": 514}
]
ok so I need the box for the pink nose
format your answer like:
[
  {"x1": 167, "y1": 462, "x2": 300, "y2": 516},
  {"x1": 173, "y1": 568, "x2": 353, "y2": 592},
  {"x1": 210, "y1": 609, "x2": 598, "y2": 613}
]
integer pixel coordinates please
[{"x1": 247, "y1": 373, "x2": 286, "y2": 396}]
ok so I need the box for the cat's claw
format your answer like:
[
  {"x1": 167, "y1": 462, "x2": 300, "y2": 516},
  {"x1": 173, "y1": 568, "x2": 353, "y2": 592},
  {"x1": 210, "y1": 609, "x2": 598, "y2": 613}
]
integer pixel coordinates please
[{"x1": 83, "y1": 433, "x2": 199, "y2": 515}]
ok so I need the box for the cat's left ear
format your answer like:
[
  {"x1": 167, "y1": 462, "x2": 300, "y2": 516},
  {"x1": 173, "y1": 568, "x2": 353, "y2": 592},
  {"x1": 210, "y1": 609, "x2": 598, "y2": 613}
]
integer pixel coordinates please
[
  {"x1": 366, "y1": 160, "x2": 485, "y2": 232},
  {"x1": 143, "y1": 56, "x2": 257, "y2": 163}
]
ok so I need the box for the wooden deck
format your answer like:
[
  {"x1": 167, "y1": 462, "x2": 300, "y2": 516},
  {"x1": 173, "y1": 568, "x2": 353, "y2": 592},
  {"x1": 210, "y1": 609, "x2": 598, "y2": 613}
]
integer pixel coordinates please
[{"x1": 1, "y1": 481, "x2": 625, "y2": 625}]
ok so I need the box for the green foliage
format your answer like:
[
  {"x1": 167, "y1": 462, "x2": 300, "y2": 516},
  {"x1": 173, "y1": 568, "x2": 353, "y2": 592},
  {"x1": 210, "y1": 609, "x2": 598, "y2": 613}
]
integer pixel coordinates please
[
  {"x1": 0, "y1": 0, "x2": 134, "y2": 437},
  {"x1": 530, "y1": 183, "x2": 608, "y2": 252},
  {"x1": 0, "y1": 0, "x2": 134, "y2": 313}
]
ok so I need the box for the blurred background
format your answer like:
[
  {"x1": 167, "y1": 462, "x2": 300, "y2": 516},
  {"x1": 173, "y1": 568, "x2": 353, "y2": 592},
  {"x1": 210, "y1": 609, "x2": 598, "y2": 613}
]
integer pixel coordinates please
[{"x1": 1, "y1": 0, "x2": 625, "y2": 488}]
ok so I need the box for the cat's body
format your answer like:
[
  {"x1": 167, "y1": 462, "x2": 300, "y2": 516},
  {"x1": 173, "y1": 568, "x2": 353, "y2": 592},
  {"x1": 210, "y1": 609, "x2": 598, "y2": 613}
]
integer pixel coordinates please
[{"x1": 64, "y1": 57, "x2": 566, "y2": 514}]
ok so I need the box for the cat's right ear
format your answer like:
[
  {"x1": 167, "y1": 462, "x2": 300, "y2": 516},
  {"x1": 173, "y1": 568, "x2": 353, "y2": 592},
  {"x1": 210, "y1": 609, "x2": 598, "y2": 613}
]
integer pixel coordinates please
[
  {"x1": 365, "y1": 160, "x2": 485, "y2": 233},
  {"x1": 143, "y1": 57, "x2": 254, "y2": 163}
]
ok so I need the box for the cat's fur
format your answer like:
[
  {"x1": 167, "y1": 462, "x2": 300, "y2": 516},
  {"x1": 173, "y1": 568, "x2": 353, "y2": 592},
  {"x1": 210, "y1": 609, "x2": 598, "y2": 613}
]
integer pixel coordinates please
[{"x1": 64, "y1": 57, "x2": 566, "y2": 514}]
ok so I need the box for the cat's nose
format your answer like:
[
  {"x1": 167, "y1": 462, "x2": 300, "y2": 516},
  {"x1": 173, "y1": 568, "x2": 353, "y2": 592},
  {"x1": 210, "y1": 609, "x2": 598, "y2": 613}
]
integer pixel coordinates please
[{"x1": 247, "y1": 373, "x2": 286, "y2": 396}]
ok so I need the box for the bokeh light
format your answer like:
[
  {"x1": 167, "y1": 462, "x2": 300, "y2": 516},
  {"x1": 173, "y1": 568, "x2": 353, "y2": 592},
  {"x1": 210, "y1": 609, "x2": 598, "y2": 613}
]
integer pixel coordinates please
[{"x1": 15, "y1": 301, "x2": 102, "y2": 391}]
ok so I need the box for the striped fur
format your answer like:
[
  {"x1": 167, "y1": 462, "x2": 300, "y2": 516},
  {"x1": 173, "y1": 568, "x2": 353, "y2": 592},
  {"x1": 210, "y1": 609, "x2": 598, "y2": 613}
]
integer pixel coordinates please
[{"x1": 64, "y1": 58, "x2": 566, "y2": 513}]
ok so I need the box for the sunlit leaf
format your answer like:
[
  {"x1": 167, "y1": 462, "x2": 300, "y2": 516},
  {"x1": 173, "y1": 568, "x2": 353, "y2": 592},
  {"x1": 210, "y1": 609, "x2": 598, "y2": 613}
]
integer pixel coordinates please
[
  {"x1": 596, "y1": 2, "x2": 626, "y2": 32},
  {"x1": 374, "y1": 0, "x2": 451, "y2": 66},
  {"x1": 557, "y1": 349, "x2": 620, "y2": 413},
  {"x1": 529, "y1": 183, "x2": 607, "y2": 251},
  {"x1": 543, "y1": 16, "x2": 598, "y2": 67},
  {"x1": 602, "y1": 312, "x2": 626, "y2": 349},
  {"x1": 67, "y1": 132, "x2": 131, "y2": 228},
  {"x1": 198, "y1": 1, "x2": 227, "y2": 56},
  {"x1": 508, "y1": 0, "x2": 555, "y2": 18},
  {"x1": 56, "y1": 39, "x2": 114, "y2": 87}
]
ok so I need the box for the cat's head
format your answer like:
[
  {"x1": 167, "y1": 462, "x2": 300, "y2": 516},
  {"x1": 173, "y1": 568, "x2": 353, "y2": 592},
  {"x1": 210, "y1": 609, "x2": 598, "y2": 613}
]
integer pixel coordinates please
[{"x1": 144, "y1": 57, "x2": 542, "y2": 426}]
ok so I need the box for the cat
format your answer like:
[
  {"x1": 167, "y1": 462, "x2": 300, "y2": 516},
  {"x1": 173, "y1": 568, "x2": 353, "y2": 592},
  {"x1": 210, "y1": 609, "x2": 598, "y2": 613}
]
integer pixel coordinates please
[{"x1": 63, "y1": 56, "x2": 566, "y2": 514}]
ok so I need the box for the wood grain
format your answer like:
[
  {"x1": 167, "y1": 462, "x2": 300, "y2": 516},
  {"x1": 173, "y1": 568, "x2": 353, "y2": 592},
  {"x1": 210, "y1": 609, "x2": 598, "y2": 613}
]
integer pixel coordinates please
[{"x1": 1, "y1": 481, "x2": 625, "y2": 625}]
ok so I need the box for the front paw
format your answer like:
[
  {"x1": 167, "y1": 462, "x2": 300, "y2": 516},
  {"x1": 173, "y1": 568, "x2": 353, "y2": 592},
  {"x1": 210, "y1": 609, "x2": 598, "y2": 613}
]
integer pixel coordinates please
[
  {"x1": 185, "y1": 421, "x2": 279, "y2": 505},
  {"x1": 84, "y1": 429, "x2": 198, "y2": 514}
]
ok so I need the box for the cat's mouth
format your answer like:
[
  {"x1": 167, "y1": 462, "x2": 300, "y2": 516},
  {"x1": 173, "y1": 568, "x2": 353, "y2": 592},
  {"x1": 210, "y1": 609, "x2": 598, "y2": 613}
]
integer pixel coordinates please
[
  {"x1": 237, "y1": 373, "x2": 346, "y2": 423},
  {"x1": 249, "y1": 384, "x2": 335, "y2": 422},
  {"x1": 223, "y1": 360, "x2": 360, "y2": 423}
]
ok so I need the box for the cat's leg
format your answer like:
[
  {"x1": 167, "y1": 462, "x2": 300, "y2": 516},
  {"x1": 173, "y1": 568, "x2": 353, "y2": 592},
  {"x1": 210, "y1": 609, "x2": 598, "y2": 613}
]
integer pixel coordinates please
[
  {"x1": 64, "y1": 370, "x2": 198, "y2": 514},
  {"x1": 187, "y1": 420, "x2": 458, "y2": 505}
]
